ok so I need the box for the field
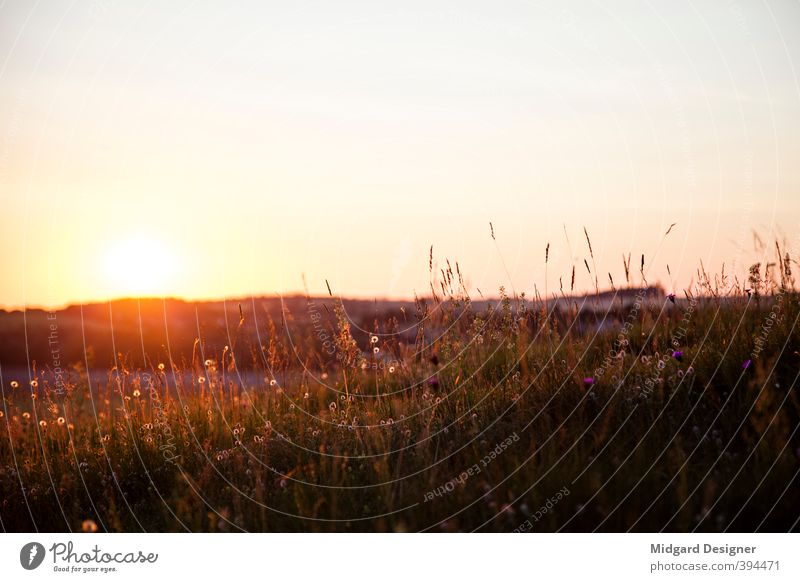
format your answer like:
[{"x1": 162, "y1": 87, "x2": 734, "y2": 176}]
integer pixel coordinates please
[{"x1": 1, "y1": 256, "x2": 799, "y2": 533}]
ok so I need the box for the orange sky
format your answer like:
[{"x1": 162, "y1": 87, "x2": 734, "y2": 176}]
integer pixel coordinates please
[{"x1": 1, "y1": 1, "x2": 799, "y2": 308}]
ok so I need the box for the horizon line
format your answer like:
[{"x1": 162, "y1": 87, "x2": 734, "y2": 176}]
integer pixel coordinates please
[{"x1": 0, "y1": 283, "x2": 675, "y2": 313}]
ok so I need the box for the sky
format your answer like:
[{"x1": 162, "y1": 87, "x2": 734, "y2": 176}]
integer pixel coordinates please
[{"x1": 1, "y1": 0, "x2": 799, "y2": 308}]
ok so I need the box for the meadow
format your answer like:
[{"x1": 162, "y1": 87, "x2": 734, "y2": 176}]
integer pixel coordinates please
[{"x1": 1, "y1": 250, "x2": 798, "y2": 532}]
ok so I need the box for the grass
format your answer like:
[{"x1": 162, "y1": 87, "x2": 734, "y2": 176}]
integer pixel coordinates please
[{"x1": 1, "y1": 249, "x2": 799, "y2": 532}]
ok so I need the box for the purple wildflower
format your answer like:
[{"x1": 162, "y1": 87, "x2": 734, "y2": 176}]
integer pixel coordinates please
[
  {"x1": 583, "y1": 377, "x2": 594, "y2": 386},
  {"x1": 742, "y1": 359, "x2": 752, "y2": 370},
  {"x1": 427, "y1": 377, "x2": 440, "y2": 389},
  {"x1": 673, "y1": 350, "x2": 683, "y2": 362}
]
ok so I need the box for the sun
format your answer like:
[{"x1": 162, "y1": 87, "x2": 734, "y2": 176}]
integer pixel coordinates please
[{"x1": 103, "y1": 235, "x2": 177, "y2": 298}]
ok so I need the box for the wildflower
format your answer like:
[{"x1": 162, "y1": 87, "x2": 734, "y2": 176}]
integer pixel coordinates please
[
  {"x1": 30, "y1": 380, "x2": 38, "y2": 388},
  {"x1": 370, "y1": 336, "x2": 379, "y2": 344},
  {"x1": 428, "y1": 377, "x2": 440, "y2": 389},
  {"x1": 673, "y1": 351, "x2": 683, "y2": 362},
  {"x1": 198, "y1": 377, "x2": 206, "y2": 384},
  {"x1": 742, "y1": 359, "x2": 752, "y2": 370},
  {"x1": 0, "y1": 411, "x2": 3, "y2": 419},
  {"x1": 81, "y1": 519, "x2": 98, "y2": 533},
  {"x1": 68, "y1": 423, "x2": 74, "y2": 430},
  {"x1": 158, "y1": 363, "x2": 165, "y2": 371},
  {"x1": 133, "y1": 389, "x2": 141, "y2": 398},
  {"x1": 57, "y1": 417, "x2": 66, "y2": 426},
  {"x1": 389, "y1": 366, "x2": 395, "y2": 374},
  {"x1": 204, "y1": 359, "x2": 214, "y2": 367},
  {"x1": 101, "y1": 435, "x2": 111, "y2": 443},
  {"x1": 10, "y1": 381, "x2": 18, "y2": 388},
  {"x1": 321, "y1": 372, "x2": 328, "y2": 379},
  {"x1": 270, "y1": 379, "x2": 277, "y2": 386},
  {"x1": 583, "y1": 377, "x2": 594, "y2": 386},
  {"x1": 667, "y1": 293, "x2": 676, "y2": 304},
  {"x1": 373, "y1": 347, "x2": 379, "y2": 354},
  {"x1": 39, "y1": 420, "x2": 47, "y2": 428},
  {"x1": 23, "y1": 412, "x2": 31, "y2": 420}
]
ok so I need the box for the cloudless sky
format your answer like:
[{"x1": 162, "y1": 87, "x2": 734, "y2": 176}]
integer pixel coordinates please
[{"x1": 1, "y1": 0, "x2": 799, "y2": 308}]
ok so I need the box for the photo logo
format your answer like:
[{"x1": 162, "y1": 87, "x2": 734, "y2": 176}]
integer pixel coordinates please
[{"x1": 20, "y1": 542, "x2": 46, "y2": 570}]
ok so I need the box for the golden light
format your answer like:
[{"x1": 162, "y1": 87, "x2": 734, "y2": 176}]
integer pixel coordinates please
[{"x1": 103, "y1": 235, "x2": 177, "y2": 298}]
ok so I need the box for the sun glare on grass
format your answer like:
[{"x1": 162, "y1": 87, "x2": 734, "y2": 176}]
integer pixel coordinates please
[{"x1": 103, "y1": 235, "x2": 177, "y2": 298}]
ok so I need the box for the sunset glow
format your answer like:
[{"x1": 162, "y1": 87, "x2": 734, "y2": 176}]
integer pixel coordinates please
[
  {"x1": 0, "y1": 1, "x2": 798, "y2": 308},
  {"x1": 1, "y1": 0, "x2": 799, "y2": 550},
  {"x1": 103, "y1": 235, "x2": 178, "y2": 298}
]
